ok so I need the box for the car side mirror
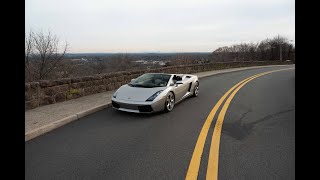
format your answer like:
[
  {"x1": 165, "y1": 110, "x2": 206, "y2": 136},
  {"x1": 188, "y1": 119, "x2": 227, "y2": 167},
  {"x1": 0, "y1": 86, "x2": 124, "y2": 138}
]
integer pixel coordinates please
[
  {"x1": 131, "y1": 79, "x2": 135, "y2": 82},
  {"x1": 176, "y1": 81, "x2": 183, "y2": 85}
]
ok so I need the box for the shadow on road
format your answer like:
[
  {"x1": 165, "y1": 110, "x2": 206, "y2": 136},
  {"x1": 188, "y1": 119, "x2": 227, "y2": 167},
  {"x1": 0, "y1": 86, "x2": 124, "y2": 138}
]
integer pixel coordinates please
[{"x1": 222, "y1": 108, "x2": 295, "y2": 141}]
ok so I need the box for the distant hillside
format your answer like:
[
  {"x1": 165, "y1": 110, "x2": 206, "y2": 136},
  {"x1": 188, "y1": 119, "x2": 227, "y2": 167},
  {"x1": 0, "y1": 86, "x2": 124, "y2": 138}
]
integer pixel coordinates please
[
  {"x1": 65, "y1": 52, "x2": 211, "y2": 61},
  {"x1": 65, "y1": 52, "x2": 210, "y2": 57}
]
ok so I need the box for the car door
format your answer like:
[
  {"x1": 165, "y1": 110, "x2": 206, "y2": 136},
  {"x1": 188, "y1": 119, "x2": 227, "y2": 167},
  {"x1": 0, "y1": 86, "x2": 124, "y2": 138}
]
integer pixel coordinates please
[
  {"x1": 179, "y1": 76, "x2": 193, "y2": 97},
  {"x1": 173, "y1": 75, "x2": 189, "y2": 101}
]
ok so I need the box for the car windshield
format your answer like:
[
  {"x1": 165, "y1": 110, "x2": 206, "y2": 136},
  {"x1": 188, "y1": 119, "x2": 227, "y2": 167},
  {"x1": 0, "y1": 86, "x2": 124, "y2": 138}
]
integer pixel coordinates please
[{"x1": 128, "y1": 74, "x2": 171, "y2": 88}]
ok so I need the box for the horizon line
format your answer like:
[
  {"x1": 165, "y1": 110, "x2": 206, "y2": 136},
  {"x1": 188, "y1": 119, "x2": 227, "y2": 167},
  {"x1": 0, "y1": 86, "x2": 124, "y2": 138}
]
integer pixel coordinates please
[{"x1": 66, "y1": 51, "x2": 212, "y2": 54}]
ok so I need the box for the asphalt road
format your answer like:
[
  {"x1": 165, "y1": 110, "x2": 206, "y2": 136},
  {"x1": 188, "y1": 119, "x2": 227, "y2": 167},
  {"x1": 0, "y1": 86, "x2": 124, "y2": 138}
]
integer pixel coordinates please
[{"x1": 25, "y1": 65, "x2": 295, "y2": 180}]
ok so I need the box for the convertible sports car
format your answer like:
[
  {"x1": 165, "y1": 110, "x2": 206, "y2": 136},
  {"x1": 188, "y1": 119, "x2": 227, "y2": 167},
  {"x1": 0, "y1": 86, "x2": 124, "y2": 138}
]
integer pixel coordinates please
[{"x1": 111, "y1": 73, "x2": 199, "y2": 113}]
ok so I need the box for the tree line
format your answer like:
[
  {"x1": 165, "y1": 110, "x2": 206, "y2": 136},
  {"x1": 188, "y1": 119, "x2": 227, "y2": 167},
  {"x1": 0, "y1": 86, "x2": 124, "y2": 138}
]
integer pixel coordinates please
[
  {"x1": 25, "y1": 30, "x2": 294, "y2": 82},
  {"x1": 211, "y1": 35, "x2": 295, "y2": 62}
]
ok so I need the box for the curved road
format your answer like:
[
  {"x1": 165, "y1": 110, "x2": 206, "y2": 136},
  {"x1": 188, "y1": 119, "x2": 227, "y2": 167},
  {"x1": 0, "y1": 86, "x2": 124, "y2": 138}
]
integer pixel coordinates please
[{"x1": 25, "y1": 65, "x2": 295, "y2": 180}]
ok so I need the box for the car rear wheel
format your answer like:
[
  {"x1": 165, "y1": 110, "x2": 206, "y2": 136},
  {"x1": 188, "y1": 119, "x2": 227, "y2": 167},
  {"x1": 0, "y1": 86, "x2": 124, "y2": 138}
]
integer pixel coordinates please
[
  {"x1": 164, "y1": 92, "x2": 175, "y2": 112},
  {"x1": 192, "y1": 81, "x2": 199, "y2": 97}
]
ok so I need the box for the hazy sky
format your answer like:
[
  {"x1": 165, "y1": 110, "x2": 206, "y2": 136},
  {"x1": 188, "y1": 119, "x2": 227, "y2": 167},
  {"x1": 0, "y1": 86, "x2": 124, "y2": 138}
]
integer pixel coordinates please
[{"x1": 25, "y1": 0, "x2": 295, "y2": 53}]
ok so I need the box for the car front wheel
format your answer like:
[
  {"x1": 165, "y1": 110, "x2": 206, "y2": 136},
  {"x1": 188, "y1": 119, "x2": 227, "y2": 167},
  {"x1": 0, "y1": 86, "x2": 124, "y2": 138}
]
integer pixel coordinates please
[
  {"x1": 192, "y1": 81, "x2": 199, "y2": 97},
  {"x1": 164, "y1": 92, "x2": 175, "y2": 112}
]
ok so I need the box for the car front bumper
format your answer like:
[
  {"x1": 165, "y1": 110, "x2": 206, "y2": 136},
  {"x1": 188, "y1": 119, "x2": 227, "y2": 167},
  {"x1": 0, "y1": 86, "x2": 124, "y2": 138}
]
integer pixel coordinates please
[{"x1": 111, "y1": 97, "x2": 166, "y2": 113}]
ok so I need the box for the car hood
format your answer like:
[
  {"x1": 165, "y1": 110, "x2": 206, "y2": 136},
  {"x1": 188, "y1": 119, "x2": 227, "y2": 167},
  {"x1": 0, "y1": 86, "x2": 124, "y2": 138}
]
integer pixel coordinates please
[{"x1": 115, "y1": 85, "x2": 167, "y2": 102}]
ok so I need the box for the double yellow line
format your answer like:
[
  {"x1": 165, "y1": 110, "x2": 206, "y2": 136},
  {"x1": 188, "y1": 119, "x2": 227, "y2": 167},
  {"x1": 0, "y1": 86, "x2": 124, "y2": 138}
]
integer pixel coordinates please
[{"x1": 185, "y1": 67, "x2": 294, "y2": 180}]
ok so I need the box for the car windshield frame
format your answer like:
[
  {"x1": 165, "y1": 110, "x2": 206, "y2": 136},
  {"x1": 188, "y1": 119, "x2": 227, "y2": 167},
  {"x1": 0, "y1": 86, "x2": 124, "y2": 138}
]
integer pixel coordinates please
[{"x1": 128, "y1": 73, "x2": 171, "y2": 88}]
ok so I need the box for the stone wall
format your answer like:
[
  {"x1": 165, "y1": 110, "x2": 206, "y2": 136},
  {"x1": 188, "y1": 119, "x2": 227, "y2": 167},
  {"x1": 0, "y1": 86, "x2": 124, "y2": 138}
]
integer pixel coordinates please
[{"x1": 25, "y1": 61, "x2": 292, "y2": 110}]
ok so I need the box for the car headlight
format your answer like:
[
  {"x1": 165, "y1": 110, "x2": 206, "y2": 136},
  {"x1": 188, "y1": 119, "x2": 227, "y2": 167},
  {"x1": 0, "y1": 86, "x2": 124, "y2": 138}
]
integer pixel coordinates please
[
  {"x1": 113, "y1": 91, "x2": 118, "y2": 98},
  {"x1": 146, "y1": 90, "x2": 163, "y2": 101}
]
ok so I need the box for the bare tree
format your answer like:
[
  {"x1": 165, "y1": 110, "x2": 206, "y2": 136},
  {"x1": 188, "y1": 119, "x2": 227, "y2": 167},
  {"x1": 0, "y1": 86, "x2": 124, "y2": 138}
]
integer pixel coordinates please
[
  {"x1": 25, "y1": 30, "x2": 68, "y2": 81},
  {"x1": 89, "y1": 57, "x2": 108, "y2": 74},
  {"x1": 25, "y1": 31, "x2": 34, "y2": 81},
  {"x1": 170, "y1": 53, "x2": 199, "y2": 65},
  {"x1": 107, "y1": 54, "x2": 133, "y2": 72}
]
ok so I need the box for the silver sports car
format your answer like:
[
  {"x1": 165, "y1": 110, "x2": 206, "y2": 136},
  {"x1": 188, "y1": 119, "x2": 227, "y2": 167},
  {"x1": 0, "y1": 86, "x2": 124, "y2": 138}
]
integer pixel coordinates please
[{"x1": 111, "y1": 73, "x2": 199, "y2": 113}]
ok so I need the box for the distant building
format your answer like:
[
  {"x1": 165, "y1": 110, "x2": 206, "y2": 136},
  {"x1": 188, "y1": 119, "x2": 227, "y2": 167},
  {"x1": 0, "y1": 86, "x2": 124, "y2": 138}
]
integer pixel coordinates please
[
  {"x1": 133, "y1": 59, "x2": 166, "y2": 66},
  {"x1": 159, "y1": 61, "x2": 165, "y2": 66}
]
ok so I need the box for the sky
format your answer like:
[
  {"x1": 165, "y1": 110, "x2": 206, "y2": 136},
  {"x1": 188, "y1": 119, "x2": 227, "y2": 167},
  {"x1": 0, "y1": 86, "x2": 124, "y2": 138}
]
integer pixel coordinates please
[{"x1": 25, "y1": 0, "x2": 295, "y2": 53}]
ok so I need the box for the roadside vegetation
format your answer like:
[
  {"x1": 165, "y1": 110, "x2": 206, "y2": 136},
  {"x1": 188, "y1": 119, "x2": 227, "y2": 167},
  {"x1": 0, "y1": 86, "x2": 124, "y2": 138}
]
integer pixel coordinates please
[
  {"x1": 25, "y1": 30, "x2": 294, "y2": 82},
  {"x1": 212, "y1": 35, "x2": 295, "y2": 63}
]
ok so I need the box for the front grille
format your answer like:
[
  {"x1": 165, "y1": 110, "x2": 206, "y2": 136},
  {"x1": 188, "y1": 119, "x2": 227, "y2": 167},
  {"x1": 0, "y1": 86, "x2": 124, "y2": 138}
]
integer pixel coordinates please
[
  {"x1": 138, "y1": 105, "x2": 153, "y2": 112},
  {"x1": 112, "y1": 101, "x2": 120, "y2": 109},
  {"x1": 113, "y1": 101, "x2": 151, "y2": 112},
  {"x1": 120, "y1": 103, "x2": 139, "y2": 110}
]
